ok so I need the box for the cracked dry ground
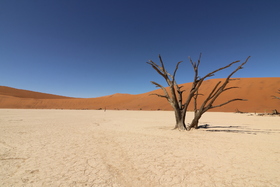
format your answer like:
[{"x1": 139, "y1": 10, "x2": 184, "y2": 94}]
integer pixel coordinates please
[{"x1": 1, "y1": 109, "x2": 280, "y2": 186}]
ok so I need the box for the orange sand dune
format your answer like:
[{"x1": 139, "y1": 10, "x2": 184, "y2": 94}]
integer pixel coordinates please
[
  {"x1": 0, "y1": 77, "x2": 279, "y2": 113},
  {"x1": 0, "y1": 86, "x2": 73, "y2": 99}
]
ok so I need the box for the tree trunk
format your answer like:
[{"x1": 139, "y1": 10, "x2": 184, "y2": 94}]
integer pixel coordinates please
[
  {"x1": 174, "y1": 109, "x2": 187, "y2": 130},
  {"x1": 187, "y1": 111, "x2": 203, "y2": 130}
]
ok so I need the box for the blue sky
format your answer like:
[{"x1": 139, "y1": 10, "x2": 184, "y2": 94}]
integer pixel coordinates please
[{"x1": 1, "y1": 0, "x2": 279, "y2": 98}]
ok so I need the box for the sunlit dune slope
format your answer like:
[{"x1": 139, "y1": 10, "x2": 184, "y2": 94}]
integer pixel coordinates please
[
  {"x1": 0, "y1": 86, "x2": 73, "y2": 99},
  {"x1": 0, "y1": 77, "x2": 279, "y2": 113}
]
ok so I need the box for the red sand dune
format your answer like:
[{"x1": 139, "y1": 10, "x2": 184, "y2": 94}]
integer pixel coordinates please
[
  {"x1": 0, "y1": 86, "x2": 73, "y2": 99},
  {"x1": 0, "y1": 77, "x2": 279, "y2": 113}
]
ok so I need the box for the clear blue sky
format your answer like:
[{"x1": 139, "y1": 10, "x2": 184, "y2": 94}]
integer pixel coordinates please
[{"x1": 1, "y1": 0, "x2": 279, "y2": 98}]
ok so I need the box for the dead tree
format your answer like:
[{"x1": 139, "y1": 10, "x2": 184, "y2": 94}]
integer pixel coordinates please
[
  {"x1": 188, "y1": 55, "x2": 250, "y2": 130},
  {"x1": 147, "y1": 54, "x2": 250, "y2": 131},
  {"x1": 272, "y1": 89, "x2": 280, "y2": 100},
  {"x1": 147, "y1": 56, "x2": 186, "y2": 130}
]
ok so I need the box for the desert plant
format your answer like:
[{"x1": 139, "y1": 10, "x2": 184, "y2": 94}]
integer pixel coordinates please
[{"x1": 147, "y1": 54, "x2": 250, "y2": 130}]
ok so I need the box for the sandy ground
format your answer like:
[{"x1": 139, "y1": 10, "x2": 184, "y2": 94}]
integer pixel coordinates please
[{"x1": 0, "y1": 109, "x2": 280, "y2": 187}]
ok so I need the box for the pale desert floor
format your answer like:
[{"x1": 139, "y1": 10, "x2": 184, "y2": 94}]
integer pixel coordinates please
[{"x1": 0, "y1": 109, "x2": 280, "y2": 187}]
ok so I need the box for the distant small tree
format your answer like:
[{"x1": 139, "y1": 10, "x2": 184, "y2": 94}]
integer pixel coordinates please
[
  {"x1": 272, "y1": 89, "x2": 280, "y2": 100},
  {"x1": 147, "y1": 54, "x2": 250, "y2": 131}
]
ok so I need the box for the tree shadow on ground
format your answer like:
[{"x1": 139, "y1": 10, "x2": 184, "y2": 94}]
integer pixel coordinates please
[{"x1": 198, "y1": 124, "x2": 280, "y2": 135}]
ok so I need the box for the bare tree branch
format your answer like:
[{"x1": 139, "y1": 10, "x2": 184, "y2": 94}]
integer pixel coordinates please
[
  {"x1": 150, "y1": 81, "x2": 170, "y2": 98},
  {"x1": 158, "y1": 55, "x2": 167, "y2": 74},
  {"x1": 272, "y1": 89, "x2": 280, "y2": 100},
  {"x1": 200, "y1": 60, "x2": 240, "y2": 81},
  {"x1": 207, "y1": 56, "x2": 250, "y2": 104},
  {"x1": 210, "y1": 98, "x2": 246, "y2": 109},
  {"x1": 172, "y1": 61, "x2": 183, "y2": 84},
  {"x1": 147, "y1": 61, "x2": 167, "y2": 79},
  {"x1": 223, "y1": 86, "x2": 239, "y2": 92},
  {"x1": 207, "y1": 81, "x2": 222, "y2": 100}
]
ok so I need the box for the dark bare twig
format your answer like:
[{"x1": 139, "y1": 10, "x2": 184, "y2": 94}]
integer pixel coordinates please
[{"x1": 272, "y1": 89, "x2": 280, "y2": 100}]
